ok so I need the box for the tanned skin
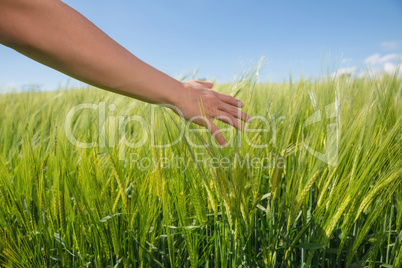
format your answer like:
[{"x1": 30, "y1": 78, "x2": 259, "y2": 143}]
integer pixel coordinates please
[{"x1": 0, "y1": 0, "x2": 251, "y2": 146}]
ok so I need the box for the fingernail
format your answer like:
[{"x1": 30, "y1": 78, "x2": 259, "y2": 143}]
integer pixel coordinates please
[
  {"x1": 222, "y1": 142, "x2": 228, "y2": 147},
  {"x1": 247, "y1": 117, "x2": 253, "y2": 123}
]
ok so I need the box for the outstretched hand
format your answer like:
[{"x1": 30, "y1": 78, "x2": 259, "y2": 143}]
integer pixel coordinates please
[
  {"x1": 172, "y1": 80, "x2": 251, "y2": 147},
  {"x1": 0, "y1": 0, "x2": 250, "y2": 147}
]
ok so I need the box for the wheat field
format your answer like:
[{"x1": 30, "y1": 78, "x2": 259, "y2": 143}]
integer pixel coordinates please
[{"x1": 0, "y1": 71, "x2": 401, "y2": 267}]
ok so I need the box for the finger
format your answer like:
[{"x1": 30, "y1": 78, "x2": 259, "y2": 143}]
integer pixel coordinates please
[
  {"x1": 191, "y1": 116, "x2": 209, "y2": 128},
  {"x1": 216, "y1": 113, "x2": 247, "y2": 132},
  {"x1": 209, "y1": 120, "x2": 228, "y2": 147},
  {"x1": 216, "y1": 92, "x2": 244, "y2": 108},
  {"x1": 195, "y1": 80, "x2": 214, "y2": 89},
  {"x1": 218, "y1": 103, "x2": 251, "y2": 123}
]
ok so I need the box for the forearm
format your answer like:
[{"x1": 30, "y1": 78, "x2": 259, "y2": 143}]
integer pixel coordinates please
[
  {"x1": 0, "y1": 0, "x2": 250, "y2": 146},
  {"x1": 0, "y1": 0, "x2": 182, "y2": 104}
]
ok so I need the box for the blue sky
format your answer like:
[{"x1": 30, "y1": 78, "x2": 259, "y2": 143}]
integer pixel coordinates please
[{"x1": 1, "y1": 0, "x2": 401, "y2": 91}]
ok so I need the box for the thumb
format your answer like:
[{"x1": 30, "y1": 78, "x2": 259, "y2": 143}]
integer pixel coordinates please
[{"x1": 196, "y1": 80, "x2": 214, "y2": 89}]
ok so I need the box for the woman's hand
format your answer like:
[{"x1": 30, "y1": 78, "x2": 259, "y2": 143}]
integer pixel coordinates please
[{"x1": 171, "y1": 80, "x2": 251, "y2": 147}]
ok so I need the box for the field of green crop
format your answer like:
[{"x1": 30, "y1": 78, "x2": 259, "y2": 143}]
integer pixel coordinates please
[{"x1": 0, "y1": 72, "x2": 401, "y2": 267}]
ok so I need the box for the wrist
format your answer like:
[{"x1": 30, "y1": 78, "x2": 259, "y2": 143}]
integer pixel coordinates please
[{"x1": 164, "y1": 80, "x2": 186, "y2": 107}]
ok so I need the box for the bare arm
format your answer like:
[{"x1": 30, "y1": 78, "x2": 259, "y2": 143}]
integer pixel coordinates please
[{"x1": 0, "y1": 0, "x2": 250, "y2": 146}]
